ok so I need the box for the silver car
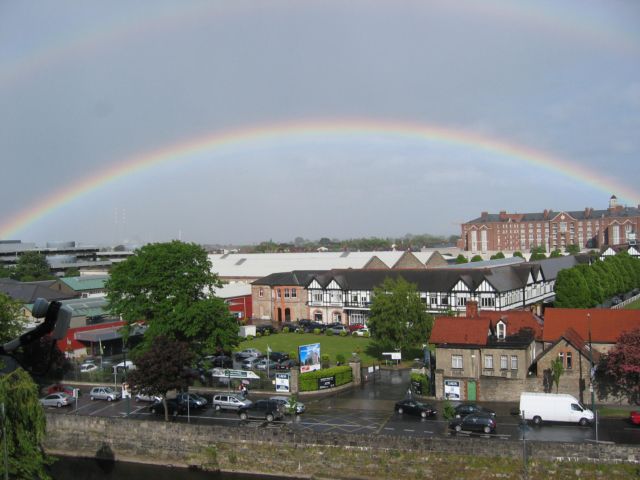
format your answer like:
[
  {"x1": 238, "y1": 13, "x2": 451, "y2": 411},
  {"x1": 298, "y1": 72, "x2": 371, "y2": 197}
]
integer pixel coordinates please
[
  {"x1": 270, "y1": 396, "x2": 305, "y2": 414},
  {"x1": 212, "y1": 393, "x2": 252, "y2": 411},
  {"x1": 40, "y1": 392, "x2": 73, "y2": 408},
  {"x1": 89, "y1": 386, "x2": 121, "y2": 402}
]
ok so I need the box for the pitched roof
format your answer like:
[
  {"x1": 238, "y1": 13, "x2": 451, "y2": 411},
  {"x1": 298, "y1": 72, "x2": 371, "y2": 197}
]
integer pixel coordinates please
[
  {"x1": 543, "y1": 308, "x2": 640, "y2": 343},
  {"x1": 537, "y1": 327, "x2": 601, "y2": 364},
  {"x1": 59, "y1": 275, "x2": 108, "y2": 291},
  {"x1": 479, "y1": 310, "x2": 543, "y2": 340},
  {"x1": 466, "y1": 206, "x2": 640, "y2": 224},
  {"x1": 0, "y1": 279, "x2": 77, "y2": 303},
  {"x1": 430, "y1": 317, "x2": 491, "y2": 345}
]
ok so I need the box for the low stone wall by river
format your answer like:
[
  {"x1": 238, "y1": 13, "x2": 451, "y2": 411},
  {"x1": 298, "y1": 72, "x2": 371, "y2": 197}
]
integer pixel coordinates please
[{"x1": 43, "y1": 414, "x2": 639, "y2": 478}]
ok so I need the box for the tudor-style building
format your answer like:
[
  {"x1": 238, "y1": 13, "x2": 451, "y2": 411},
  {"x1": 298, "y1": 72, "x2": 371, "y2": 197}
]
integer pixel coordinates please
[{"x1": 461, "y1": 195, "x2": 639, "y2": 253}]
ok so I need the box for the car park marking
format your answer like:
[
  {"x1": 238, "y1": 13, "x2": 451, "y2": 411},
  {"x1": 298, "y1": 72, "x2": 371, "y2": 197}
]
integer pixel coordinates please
[{"x1": 89, "y1": 403, "x2": 122, "y2": 416}]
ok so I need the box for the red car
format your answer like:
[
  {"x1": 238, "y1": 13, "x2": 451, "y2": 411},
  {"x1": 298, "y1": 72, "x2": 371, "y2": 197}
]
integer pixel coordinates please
[
  {"x1": 46, "y1": 384, "x2": 80, "y2": 397},
  {"x1": 348, "y1": 324, "x2": 366, "y2": 333},
  {"x1": 630, "y1": 411, "x2": 640, "y2": 425}
]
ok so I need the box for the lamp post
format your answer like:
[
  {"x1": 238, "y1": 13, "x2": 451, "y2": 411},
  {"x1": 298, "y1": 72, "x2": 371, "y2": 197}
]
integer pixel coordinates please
[{"x1": 123, "y1": 347, "x2": 130, "y2": 417}]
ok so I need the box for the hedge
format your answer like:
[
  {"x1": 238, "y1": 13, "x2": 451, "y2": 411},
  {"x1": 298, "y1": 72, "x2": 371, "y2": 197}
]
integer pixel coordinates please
[{"x1": 299, "y1": 366, "x2": 353, "y2": 392}]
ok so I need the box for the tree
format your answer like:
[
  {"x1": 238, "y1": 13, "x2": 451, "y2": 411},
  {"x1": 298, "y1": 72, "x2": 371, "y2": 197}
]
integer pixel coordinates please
[
  {"x1": 0, "y1": 369, "x2": 52, "y2": 479},
  {"x1": 0, "y1": 265, "x2": 12, "y2": 279},
  {"x1": 551, "y1": 356, "x2": 564, "y2": 393},
  {"x1": 127, "y1": 336, "x2": 195, "y2": 421},
  {"x1": 106, "y1": 241, "x2": 239, "y2": 355},
  {"x1": 11, "y1": 252, "x2": 53, "y2": 281},
  {"x1": 595, "y1": 328, "x2": 640, "y2": 405},
  {"x1": 64, "y1": 267, "x2": 80, "y2": 277},
  {"x1": 0, "y1": 293, "x2": 28, "y2": 344},
  {"x1": 554, "y1": 268, "x2": 590, "y2": 307},
  {"x1": 368, "y1": 277, "x2": 433, "y2": 354},
  {"x1": 470, "y1": 255, "x2": 483, "y2": 262},
  {"x1": 529, "y1": 246, "x2": 547, "y2": 261},
  {"x1": 490, "y1": 252, "x2": 505, "y2": 260},
  {"x1": 549, "y1": 249, "x2": 563, "y2": 258},
  {"x1": 455, "y1": 254, "x2": 468, "y2": 264},
  {"x1": 565, "y1": 244, "x2": 580, "y2": 255}
]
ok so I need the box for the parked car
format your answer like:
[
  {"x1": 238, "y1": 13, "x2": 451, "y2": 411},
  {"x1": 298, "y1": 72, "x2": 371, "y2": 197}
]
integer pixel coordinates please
[
  {"x1": 135, "y1": 392, "x2": 162, "y2": 403},
  {"x1": 449, "y1": 413, "x2": 497, "y2": 434},
  {"x1": 255, "y1": 359, "x2": 277, "y2": 371},
  {"x1": 394, "y1": 399, "x2": 437, "y2": 418},
  {"x1": 89, "y1": 386, "x2": 121, "y2": 402},
  {"x1": 149, "y1": 398, "x2": 185, "y2": 416},
  {"x1": 279, "y1": 322, "x2": 298, "y2": 332},
  {"x1": 237, "y1": 399, "x2": 284, "y2": 422},
  {"x1": 212, "y1": 393, "x2": 252, "y2": 411},
  {"x1": 302, "y1": 321, "x2": 326, "y2": 333},
  {"x1": 112, "y1": 360, "x2": 136, "y2": 373},
  {"x1": 241, "y1": 357, "x2": 262, "y2": 370},
  {"x1": 520, "y1": 392, "x2": 593, "y2": 426},
  {"x1": 39, "y1": 392, "x2": 73, "y2": 408},
  {"x1": 267, "y1": 351, "x2": 289, "y2": 363},
  {"x1": 352, "y1": 327, "x2": 370, "y2": 337},
  {"x1": 256, "y1": 325, "x2": 277, "y2": 335},
  {"x1": 630, "y1": 411, "x2": 640, "y2": 426},
  {"x1": 454, "y1": 403, "x2": 496, "y2": 418},
  {"x1": 275, "y1": 359, "x2": 299, "y2": 370},
  {"x1": 80, "y1": 363, "x2": 99, "y2": 373},
  {"x1": 176, "y1": 392, "x2": 208, "y2": 409},
  {"x1": 205, "y1": 355, "x2": 233, "y2": 368},
  {"x1": 46, "y1": 383, "x2": 80, "y2": 397},
  {"x1": 348, "y1": 323, "x2": 366, "y2": 333},
  {"x1": 270, "y1": 396, "x2": 305, "y2": 414},
  {"x1": 235, "y1": 348, "x2": 262, "y2": 361},
  {"x1": 328, "y1": 324, "x2": 348, "y2": 335}
]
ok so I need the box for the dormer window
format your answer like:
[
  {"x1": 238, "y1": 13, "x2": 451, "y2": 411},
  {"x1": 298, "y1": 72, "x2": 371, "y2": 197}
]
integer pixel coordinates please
[{"x1": 497, "y1": 321, "x2": 506, "y2": 340}]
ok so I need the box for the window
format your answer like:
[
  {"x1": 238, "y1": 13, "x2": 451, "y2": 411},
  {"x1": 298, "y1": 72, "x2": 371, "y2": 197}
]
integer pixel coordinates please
[
  {"x1": 481, "y1": 297, "x2": 495, "y2": 307},
  {"x1": 484, "y1": 355, "x2": 493, "y2": 369},
  {"x1": 566, "y1": 352, "x2": 572, "y2": 369},
  {"x1": 313, "y1": 292, "x2": 322, "y2": 302},
  {"x1": 332, "y1": 312, "x2": 341, "y2": 323},
  {"x1": 496, "y1": 322, "x2": 506, "y2": 339},
  {"x1": 510, "y1": 355, "x2": 518, "y2": 370},
  {"x1": 457, "y1": 297, "x2": 467, "y2": 306},
  {"x1": 291, "y1": 288, "x2": 297, "y2": 298},
  {"x1": 452, "y1": 355, "x2": 463, "y2": 369},
  {"x1": 284, "y1": 288, "x2": 290, "y2": 298},
  {"x1": 430, "y1": 297, "x2": 437, "y2": 306},
  {"x1": 441, "y1": 295, "x2": 448, "y2": 305},
  {"x1": 500, "y1": 355, "x2": 508, "y2": 370},
  {"x1": 258, "y1": 288, "x2": 264, "y2": 298},
  {"x1": 314, "y1": 312, "x2": 322, "y2": 322}
]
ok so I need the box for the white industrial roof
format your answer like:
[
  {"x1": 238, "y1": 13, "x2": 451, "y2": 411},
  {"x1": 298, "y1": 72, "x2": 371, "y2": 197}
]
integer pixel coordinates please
[{"x1": 208, "y1": 251, "x2": 436, "y2": 280}]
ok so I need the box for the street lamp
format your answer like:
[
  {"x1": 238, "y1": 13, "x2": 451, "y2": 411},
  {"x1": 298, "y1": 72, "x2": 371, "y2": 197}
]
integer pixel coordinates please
[{"x1": 123, "y1": 347, "x2": 130, "y2": 417}]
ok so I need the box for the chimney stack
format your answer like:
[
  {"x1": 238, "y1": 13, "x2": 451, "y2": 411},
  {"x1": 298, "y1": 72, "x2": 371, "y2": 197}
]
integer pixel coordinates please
[{"x1": 466, "y1": 300, "x2": 479, "y2": 318}]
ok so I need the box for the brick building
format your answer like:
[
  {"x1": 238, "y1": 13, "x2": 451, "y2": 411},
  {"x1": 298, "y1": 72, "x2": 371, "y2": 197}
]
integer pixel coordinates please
[{"x1": 461, "y1": 195, "x2": 639, "y2": 253}]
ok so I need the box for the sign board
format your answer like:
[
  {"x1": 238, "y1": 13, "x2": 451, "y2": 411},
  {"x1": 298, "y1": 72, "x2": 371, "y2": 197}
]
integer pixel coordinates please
[
  {"x1": 318, "y1": 376, "x2": 336, "y2": 390},
  {"x1": 211, "y1": 368, "x2": 259, "y2": 379},
  {"x1": 444, "y1": 379, "x2": 461, "y2": 400},
  {"x1": 411, "y1": 379, "x2": 422, "y2": 395},
  {"x1": 275, "y1": 373, "x2": 290, "y2": 392},
  {"x1": 382, "y1": 352, "x2": 402, "y2": 360},
  {"x1": 299, "y1": 343, "x2": 321, "y2": 373}
]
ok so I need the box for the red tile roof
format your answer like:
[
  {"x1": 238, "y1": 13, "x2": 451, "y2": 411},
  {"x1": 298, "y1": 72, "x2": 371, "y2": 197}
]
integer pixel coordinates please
[
  {"x1": 543, "y1": 308, "x2": 640, "y2": 343},
  {"x1": 430, "y1": 317, "x2": 490, "y2": 345},
  {"x1": 479, "y1": 310, "x2": 543, "y2": 340},
  {"x1": 560, "y1": 327, "x2": 601, "y2": 363}
]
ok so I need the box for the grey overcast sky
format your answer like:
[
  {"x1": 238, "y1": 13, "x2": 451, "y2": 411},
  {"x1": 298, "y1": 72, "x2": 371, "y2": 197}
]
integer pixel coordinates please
[{"x1": 1, "y1": 0, "x2": 639, "y2": 246}]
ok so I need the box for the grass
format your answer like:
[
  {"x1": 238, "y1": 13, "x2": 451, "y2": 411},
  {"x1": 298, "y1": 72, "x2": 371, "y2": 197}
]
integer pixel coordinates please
[
  {"x1": 624, "y1": 298, "x2": 640, "y2": 309},
  {"x1": 597, "y1": 406, "x2": 637, "y2": 418},
  {"x1": 236, "y1": 332, "x2": 376, "y2": 366}
]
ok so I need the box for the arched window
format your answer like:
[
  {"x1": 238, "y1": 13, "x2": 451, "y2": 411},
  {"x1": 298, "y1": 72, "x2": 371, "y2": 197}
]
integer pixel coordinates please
[
  {"x1": 277, "y1": 308, "x2": 282, "y2": 322},
  {"x1": 496, "y1": 321, "x2": 506, "y2": 340}
]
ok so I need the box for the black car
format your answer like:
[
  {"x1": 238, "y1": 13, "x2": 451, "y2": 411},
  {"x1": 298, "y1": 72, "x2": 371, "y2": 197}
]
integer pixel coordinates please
[
  {"x1": 237, "y1": 399, "x2": 284, "y2": 422},
  {"x1": 268, "y1": 351, "x2": 289, "y2": 363},
  {"x1": 210, "y1": 355, "x2": 233, "y2": 368},
  {"x1": 394, "y1": 399, "x2": 437, "y2": 418},
  {"x1": 175, "y1": 392, "x2": 208, "y2": 410},
  {"x1": 256, "y1": 325, "x2": 277, "y2": 335},
  {"x1": 454, "y1": 403, "x2": 496, "y2": 418},
  {"x1": 275, "y1": 359, "x2": 299, "y2": 370},
  {"x1": 149, "y1": 398, "x2": 185, "y2": 416},
  {"x1": 279, "y1": 322, "x2": 298, "y2": 332},
  {"x1": 449, "y1": 413, "x2": 497, "y2": 434}
]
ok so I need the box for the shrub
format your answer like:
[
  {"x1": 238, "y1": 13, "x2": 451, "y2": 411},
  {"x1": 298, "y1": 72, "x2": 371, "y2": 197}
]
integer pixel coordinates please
[
  {"x1": 336, "y1": 353, "x2": 346, "y2": 365},
  {"x1": 297, "y1": 328, "x2": 304, "y2": 334},
  {"x1": 321, "y1": 354, "x2": 330, "y2": 368},
  {"x1": 299, "y1": 366, "x2": 353, "y2": 392},
  {"x1": 442, "y1": 399, "x2": 455, "y2": 420},
  {"x1": 246, "y1": 335, "x2": 254, "y2": 341},
  {"x1": 325, "y1": 329, "x2": 334, "y2": 336},
  {"x1": 313, "y1": 328, "x2": 321, "y2": 335},
  {"x1": 256, "y1": 332, "x2": 262, "y2": 338},
  {"x1": 410, "y1": 372, "x2": 429, "y2": 395},
  {"x1": 263, "y1": 330, "x2": 270, "y2": 336},
  {"x1": 289, "y1": 350, "x2": 298, "y2": 361},
  {"x1": 282, "y1": 327, "x2": 290, "y2": 333},
  {"x1": 339, "y1": 330, "x2": 347, "y2": 337},
  {"x1": 363, "y1": 331, "x2": 370, "y2": 338}
]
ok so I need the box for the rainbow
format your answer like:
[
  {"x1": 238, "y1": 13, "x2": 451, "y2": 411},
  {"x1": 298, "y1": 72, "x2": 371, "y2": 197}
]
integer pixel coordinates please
[{"x1": 1, "y1": 118, "x2": 637, "y2": 239}]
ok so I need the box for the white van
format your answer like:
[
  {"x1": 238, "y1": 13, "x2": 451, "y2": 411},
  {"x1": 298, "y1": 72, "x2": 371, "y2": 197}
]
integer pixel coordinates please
[{"x1": 519, "y1": 392, "x2": 594, "y2": 426}]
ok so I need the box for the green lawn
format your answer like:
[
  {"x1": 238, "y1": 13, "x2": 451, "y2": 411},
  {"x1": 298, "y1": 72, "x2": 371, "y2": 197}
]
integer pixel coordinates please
[
  {"x1": 624, "y1": 298, "x2": 640, "y2": 309},
  {"x1": 236, "y1": 332, "x2": 376, "y2": 366}
]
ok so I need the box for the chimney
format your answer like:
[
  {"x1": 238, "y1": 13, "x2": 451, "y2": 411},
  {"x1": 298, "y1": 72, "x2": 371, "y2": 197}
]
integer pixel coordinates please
[
  {"x1": 584, "y1": 207, "x2": 591, "y2": 219},
  {"x1": 543, "y1": 209, "x2": 549, "y2": 219},
  {"x1": 466, "y1": 300, "x2": 479, "y2": 318},
  {"x1": 481, "y1": 211, "x2": 488, "y2": 221},
  {"x1": 499, "y1": 211, "x2": 507, "y2": 221}
]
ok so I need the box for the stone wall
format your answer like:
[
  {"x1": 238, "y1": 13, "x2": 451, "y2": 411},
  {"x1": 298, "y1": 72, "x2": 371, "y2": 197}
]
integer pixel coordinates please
[{"x1": 44, "y1": 413, "x2": 639, "y2": 478}]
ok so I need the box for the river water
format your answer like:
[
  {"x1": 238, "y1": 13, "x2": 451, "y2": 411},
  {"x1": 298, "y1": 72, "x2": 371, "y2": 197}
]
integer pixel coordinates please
[{"x1": 49, "y1": 457, "x2": 294, "y2": 480}]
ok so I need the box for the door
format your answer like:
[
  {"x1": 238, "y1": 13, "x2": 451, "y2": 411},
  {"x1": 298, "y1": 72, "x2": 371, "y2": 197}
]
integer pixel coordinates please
[{"x1": 467, "y1": 380, "x2": 477, "y2": 401}]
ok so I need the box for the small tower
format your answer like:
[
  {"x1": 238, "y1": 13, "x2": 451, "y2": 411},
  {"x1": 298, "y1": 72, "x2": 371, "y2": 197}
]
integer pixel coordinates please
[{"x1": 609, "y1": 195, "x2": 618, "y2": 209}]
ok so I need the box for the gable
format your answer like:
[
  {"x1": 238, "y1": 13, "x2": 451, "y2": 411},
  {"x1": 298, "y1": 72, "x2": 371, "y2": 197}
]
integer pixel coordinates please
[
  {"x1": 392, "y1": 251, "x2": 425, "y2": 269},
  {"x1": 475, "y1": 279, "x2": 495, "y2": 293},
  {"x1": 363, "y1": 256, "x2": 390, "y2": 269},
  {"x1": 327, "y1": 280, "x2": 341, "y2": 290},
  {"x1": 452, "y1": 279, "x2": 470, "y2": 292},
  {"x1": 307, "y1": 279, "x2": 322, "y2": 289}
]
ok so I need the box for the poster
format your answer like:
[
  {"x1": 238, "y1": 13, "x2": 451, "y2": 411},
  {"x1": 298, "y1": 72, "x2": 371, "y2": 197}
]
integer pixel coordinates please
[
  {"x1": 275, "y1": 373, "x2": 290, "y2": 392},
  {"x1": 444, "y1": 379, "x2": 461, "y2": 400},
  {"x1": 299, "y1": 343, "x2": 321, "y2": 373}
]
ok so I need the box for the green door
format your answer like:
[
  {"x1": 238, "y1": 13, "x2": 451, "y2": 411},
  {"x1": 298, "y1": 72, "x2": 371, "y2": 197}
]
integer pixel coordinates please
[{"x1": 467, "y1": 380, "x2": 477, "y2": 401}]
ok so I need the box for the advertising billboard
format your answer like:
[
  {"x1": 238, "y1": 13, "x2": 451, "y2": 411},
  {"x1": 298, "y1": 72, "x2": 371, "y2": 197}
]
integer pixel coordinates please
[{"x1": 299, "y1": 342, "x2": 321, "y2": 373}]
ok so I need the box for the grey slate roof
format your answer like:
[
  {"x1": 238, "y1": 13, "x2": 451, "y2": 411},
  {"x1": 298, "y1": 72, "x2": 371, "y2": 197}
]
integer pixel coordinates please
[
  {"x1": 467, "y1": 206, "x2": 640, "y2": 224},
  {"x1": 0, "y1": 279, "x2": 78, "y2": 303}
]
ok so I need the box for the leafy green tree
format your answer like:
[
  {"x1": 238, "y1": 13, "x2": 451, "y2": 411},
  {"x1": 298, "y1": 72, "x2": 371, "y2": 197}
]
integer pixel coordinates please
[
  {"x1": 575, "y1": 264, "x2": 604, "y2": 307},
  {"x1": 0, "y1": 369, "x2": 52, "y2": 479},
  {"x1": 368, "y1": 277, "x2": 433, "y2": 354},
  {"x1": 551, "y1": 356, "x2": 564, "y2": 393},
  {"x1": 106, "y1": 241, "x2": 239, "y2": 355},
  {"x1": 455, "y1": 254, "x2": 468, "y2": 264},
  {"x1": 470, "y1": 255, "x2": 483, "y2": 262},
  {"x1": 554, "y1": 268, "x2": 590, "y2": 307},
  {"x1": 11, "y1": 252, "x2": 53, "y2": 281},
  {"x1": 549, "y1": 249, "x2": 563, "y2": 258},
  {"x1": 565, "y1": 244, "x2": 580, "y2": 255},
  {"x1": 513, "y1": 251, "x2": 524, "y2": 258},
  {"x1": 0, "y1": 265, "x2": 13, "y2": 279},
  {"x1": 127, "y1": 336, "x2": 195, "y2": 421},
  {"x1": 490, "y1": 252, "x2": 505, "y2": 260},
  {"x1": 64, "y1": 267, "x2": 80, "y2": 277},
  {"x1": 0, "y1": 293, "x2": 28, "y2": 344},
  {"x1": 529, "y1": 246, "x2": 547, "y2": 261}
]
